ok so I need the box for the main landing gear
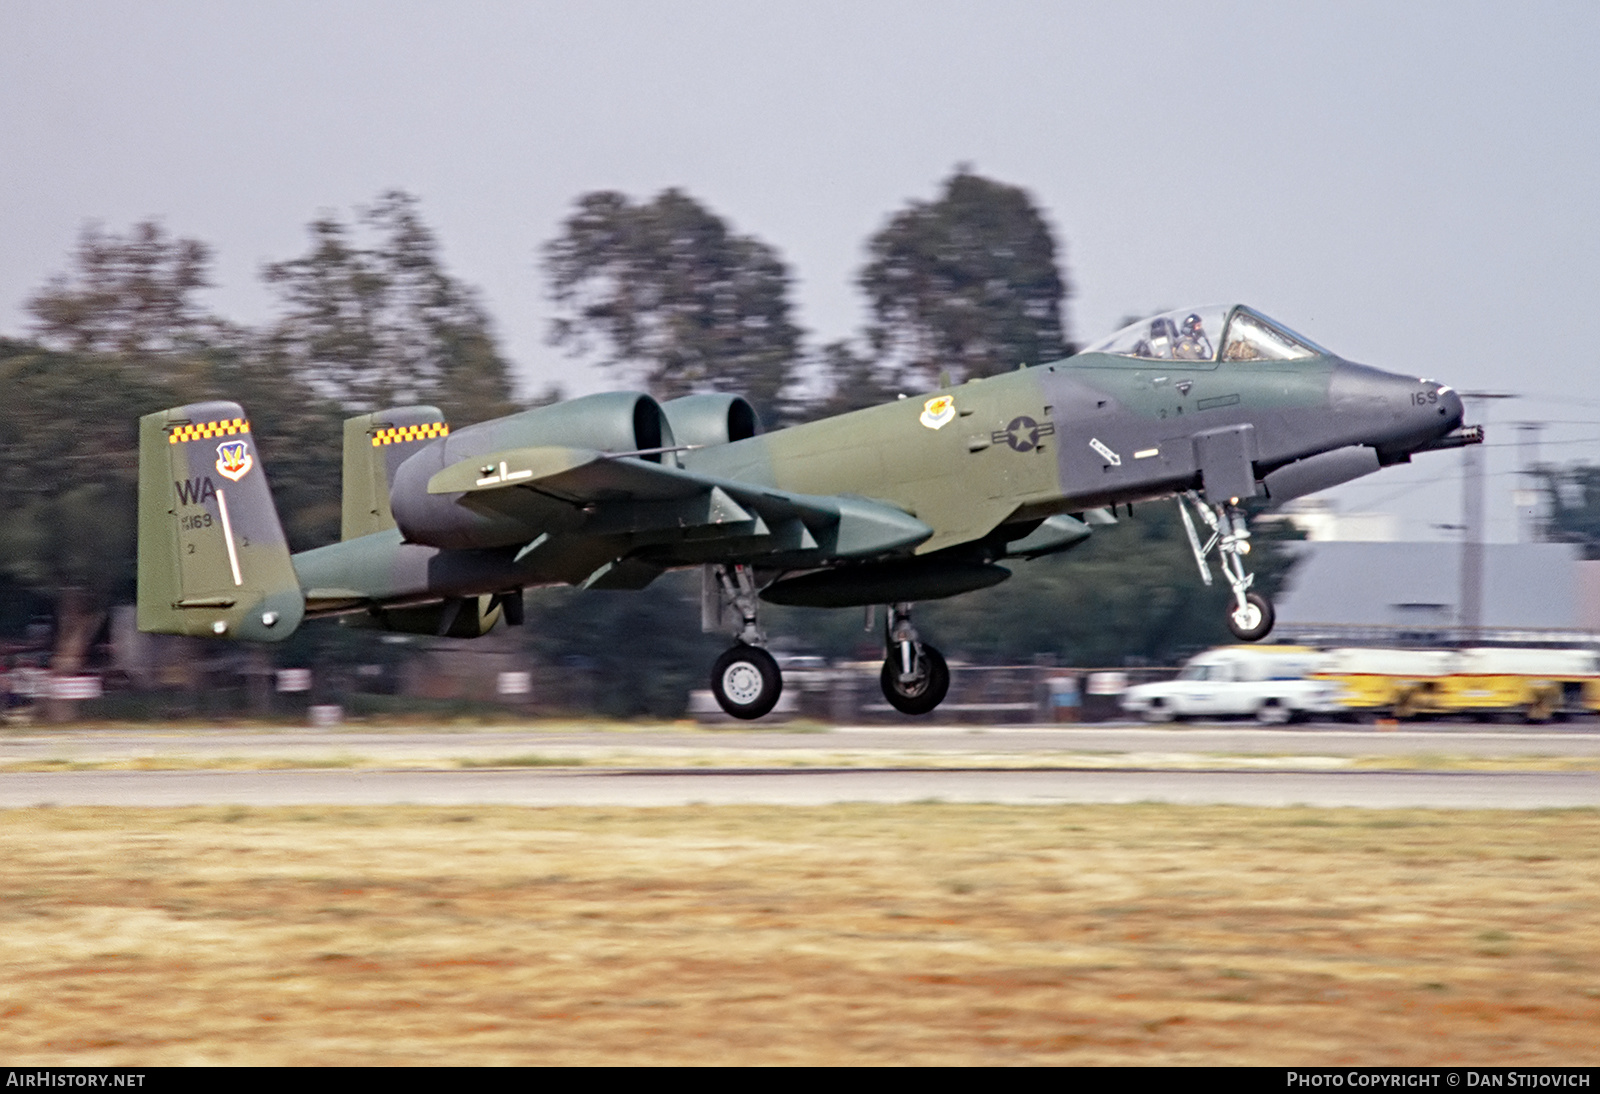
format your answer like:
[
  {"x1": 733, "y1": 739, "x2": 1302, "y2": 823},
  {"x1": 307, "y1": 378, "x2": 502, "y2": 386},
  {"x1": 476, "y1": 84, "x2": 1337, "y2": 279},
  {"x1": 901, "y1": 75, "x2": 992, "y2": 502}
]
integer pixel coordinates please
[
  {"x1": 1175, "y1": 491, "x2": 1276, "y2": 642},
  {"x1": 703, "y1": 567, "x2": 952, "y2": 719},
  {"x1": 707, "y1": 564, "x2": 783, "y2": 719},
  {"x1": 710, "y1": 644, "x2": 783, "y2": 720}
]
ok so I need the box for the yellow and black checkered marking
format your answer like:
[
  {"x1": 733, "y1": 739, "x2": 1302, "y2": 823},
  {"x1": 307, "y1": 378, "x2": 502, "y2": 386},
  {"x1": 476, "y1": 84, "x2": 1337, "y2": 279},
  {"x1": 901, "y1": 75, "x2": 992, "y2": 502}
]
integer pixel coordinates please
[
  {"x1": 168, "y1": 418, "x2": 250, "y2": 444},
  {"x1": 370, "y1": 422, "x2": 449, "y2": 447}
]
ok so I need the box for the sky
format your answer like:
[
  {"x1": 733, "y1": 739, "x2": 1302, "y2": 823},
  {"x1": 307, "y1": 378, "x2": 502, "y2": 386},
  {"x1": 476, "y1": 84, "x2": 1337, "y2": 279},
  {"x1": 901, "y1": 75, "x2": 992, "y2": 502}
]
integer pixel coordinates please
[{"x1": 4, "y1": 0, "x2": 1598, "y2": 543}]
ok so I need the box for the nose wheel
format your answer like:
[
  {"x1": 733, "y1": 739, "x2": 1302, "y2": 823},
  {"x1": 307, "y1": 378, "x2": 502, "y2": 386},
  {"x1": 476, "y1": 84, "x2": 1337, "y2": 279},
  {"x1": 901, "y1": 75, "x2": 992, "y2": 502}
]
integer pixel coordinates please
[
  {"x1": 879, "y1": 602, "x2": 950, "y2": 715},
  {"x1": 1227, "y1": 592, "x2": 1275, "y2": 642},
  {"x1": 1177, "y1": 491, "x2": 1276, "y2": 643}
]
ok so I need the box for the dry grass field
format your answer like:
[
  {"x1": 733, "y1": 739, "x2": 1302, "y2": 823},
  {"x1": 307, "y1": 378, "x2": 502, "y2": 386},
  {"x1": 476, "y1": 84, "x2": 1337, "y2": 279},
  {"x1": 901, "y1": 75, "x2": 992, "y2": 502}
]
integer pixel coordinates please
[{"x1": 0, "y1": 803, "x2": 1596, "y2": 1065}]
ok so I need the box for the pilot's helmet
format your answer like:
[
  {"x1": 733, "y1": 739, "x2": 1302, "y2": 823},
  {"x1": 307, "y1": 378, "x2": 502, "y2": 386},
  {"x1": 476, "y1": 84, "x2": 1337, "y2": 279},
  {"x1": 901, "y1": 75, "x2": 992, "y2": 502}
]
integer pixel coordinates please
[{"x1": 1182, "y1": 313, "x2": 1204, "y2": 335}]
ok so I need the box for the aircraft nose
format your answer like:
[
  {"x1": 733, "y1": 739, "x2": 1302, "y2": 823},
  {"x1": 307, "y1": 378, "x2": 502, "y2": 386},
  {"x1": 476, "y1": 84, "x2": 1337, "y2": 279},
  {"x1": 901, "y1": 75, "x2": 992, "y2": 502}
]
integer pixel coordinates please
[
  {"x1": 1435, "y1": 384, "x2": 1464, "y2": 429},
  {"x1": 1412, "y1": 379, "x2": 1464, "y2": 436},
  {"x1": 1329, "y1": 363, "x2": 1464, "y2": 454}
]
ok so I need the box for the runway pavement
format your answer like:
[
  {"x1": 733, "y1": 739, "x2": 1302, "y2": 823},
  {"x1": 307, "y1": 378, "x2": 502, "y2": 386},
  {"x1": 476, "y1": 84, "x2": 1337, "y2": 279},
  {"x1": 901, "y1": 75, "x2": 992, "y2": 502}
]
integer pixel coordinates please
[
  {"x1": 2, "y1": 722, "x2": 1598, "y2": 809},
  {"x1": 5, "y1": 722, "x2": 1600, "y2": 763},
  {"x1": 0, "y1": 765, "x2": 1596, "y2": 809}
]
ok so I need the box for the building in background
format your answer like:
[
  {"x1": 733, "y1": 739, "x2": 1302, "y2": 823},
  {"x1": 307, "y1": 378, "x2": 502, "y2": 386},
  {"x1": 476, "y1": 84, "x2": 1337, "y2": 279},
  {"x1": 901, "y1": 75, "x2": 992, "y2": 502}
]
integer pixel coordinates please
[
  {"x1": 1278, "y1": 498, "x2": 1400, "y2": 543},
  {"x1": 1274, "y1": 541, "x2": 1600, "y2": 644}
]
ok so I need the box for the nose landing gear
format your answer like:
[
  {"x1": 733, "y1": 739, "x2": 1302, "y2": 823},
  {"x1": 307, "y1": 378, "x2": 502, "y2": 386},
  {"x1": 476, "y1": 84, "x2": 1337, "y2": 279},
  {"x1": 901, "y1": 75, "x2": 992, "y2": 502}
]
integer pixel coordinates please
[
  {"x1": 1176, "y1": 491, "x2": 1276, "y2": 642},
  {"x1": 879, "y1": 602, "x2": 950, "y2": 715}
]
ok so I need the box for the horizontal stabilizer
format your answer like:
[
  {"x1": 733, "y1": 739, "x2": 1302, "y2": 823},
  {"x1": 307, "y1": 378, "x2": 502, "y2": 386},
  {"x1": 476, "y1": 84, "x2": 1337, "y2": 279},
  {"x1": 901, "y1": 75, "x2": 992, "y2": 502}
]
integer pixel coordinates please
[{"x1": 428, "y1": 446, "x2": 615, "y2": 497}]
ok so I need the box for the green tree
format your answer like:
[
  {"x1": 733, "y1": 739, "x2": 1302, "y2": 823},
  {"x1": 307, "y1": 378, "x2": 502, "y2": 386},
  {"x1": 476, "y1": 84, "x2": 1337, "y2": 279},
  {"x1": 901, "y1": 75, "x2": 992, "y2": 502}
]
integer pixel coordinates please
[
  {"x1": 263, "y1": 191, "x2": 516, "y2": 427},
  {"x1": 25, "y1": 220, "x2": 221, "y2": 367},
  {"x1": 522, "y1": 572, "x2": 722, "y2": 718},
  {"x1": 4, "y1": 213, "x2": 349, "y2": 681},
  {"x1": 859, "y1": 168, "x2": 1071, "y2": 389},
  {"x1": 544, "y1": 189, "x2": 802, "y2": 422},
  {"x1": 798, "y1": 339, "x2": 899, "y2": 420},
  {"x1": 0, "y1": 340, "x2": 174, "y2": 672}
]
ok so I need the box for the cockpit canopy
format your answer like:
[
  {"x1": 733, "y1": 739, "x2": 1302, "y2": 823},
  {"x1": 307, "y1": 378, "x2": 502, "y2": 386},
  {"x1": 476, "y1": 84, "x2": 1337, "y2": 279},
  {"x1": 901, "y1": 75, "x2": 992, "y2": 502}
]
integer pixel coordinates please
[{"x1": 1083, "y1": 305, "x2": 1329, "y2": 363}]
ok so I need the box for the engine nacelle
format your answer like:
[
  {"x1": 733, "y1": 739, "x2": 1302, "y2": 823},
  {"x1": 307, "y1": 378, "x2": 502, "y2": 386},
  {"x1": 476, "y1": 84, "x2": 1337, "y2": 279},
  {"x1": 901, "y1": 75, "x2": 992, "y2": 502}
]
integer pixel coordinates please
[
  {"x1": 389, "y1": 391, "x2": 673, "y2": 549},
  {"x1": 661, "y1": 393, "x2": 759, "y2": 449}
]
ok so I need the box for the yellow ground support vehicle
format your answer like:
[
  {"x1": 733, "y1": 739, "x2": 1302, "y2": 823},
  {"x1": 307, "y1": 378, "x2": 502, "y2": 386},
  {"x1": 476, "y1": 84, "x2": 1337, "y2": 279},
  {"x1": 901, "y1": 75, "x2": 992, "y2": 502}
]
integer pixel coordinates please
[
  {"x1": 1315, "y1": 647, "x2": 1600, "y2": 722},
  {"x1": 1435, "y1": 648, "x2": 1600, "y2": 722},
  {"x1": 1315, "y1": 648, "x2": 1456, "y2": 719}
]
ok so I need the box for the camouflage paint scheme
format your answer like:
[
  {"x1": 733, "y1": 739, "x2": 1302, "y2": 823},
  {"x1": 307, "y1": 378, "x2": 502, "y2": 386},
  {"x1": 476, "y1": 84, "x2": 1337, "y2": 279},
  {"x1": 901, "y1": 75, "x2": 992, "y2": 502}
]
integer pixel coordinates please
[{"x1": 136, "y1": 305, "x2": 1469, "y2": 645}]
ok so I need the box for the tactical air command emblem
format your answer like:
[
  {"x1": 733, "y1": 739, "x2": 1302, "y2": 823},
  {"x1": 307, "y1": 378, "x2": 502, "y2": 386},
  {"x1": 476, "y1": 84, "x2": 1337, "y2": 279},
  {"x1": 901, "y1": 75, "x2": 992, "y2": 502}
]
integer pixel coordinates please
[
  {"x1": 215, "y1": 439, "x2": 253, "y2": 482},
  {"x1": 919, "y1": 395, "x2": 956, "y2": 430}
]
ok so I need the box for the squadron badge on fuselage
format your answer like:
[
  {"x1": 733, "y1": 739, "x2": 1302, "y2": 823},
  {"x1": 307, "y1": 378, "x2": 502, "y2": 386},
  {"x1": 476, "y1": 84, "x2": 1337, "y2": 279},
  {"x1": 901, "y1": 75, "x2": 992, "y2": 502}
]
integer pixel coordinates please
[
  {"x1": 919, "y1": 395, "x2": 956, "y2": 430},
  {"x1": 215, "y1": 439, "x2": 253, "y2": 482}
]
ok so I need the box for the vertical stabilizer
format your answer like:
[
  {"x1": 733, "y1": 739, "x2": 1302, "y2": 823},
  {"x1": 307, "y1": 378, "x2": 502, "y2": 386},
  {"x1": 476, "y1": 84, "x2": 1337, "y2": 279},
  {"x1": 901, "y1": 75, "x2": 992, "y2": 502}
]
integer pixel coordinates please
[
  {"x1": 137, "y1": 401, "x2": 305, "y2": 641},
  {"x1": 341, "y1": 406, "x2": 448, "y2": 540}
]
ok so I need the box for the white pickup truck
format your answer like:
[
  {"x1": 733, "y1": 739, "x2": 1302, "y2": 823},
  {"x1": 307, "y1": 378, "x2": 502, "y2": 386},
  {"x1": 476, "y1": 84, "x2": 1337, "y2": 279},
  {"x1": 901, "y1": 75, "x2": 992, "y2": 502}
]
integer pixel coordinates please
[{"x1": 1120, "y1": 646, "x2": 1345, "y2": 724}]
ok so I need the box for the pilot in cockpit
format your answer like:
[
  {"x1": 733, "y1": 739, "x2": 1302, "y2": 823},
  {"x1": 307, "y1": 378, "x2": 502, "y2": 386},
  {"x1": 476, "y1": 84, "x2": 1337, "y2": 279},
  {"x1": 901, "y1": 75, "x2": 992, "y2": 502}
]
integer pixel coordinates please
[
  {"x1": 1133, "y1": 316, "x2": 1180, "y2": 359},
  {"x1": 1173, "y1": 312, "x2": 1214, "y2": 361}
]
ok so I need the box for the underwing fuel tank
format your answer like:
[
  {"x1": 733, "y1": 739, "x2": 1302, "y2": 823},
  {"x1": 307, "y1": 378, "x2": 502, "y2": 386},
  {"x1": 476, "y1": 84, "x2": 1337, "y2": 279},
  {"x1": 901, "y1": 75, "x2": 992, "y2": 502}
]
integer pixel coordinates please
[{"x1": 761, "y1": 560, "x2": 1011, "y2": 608}]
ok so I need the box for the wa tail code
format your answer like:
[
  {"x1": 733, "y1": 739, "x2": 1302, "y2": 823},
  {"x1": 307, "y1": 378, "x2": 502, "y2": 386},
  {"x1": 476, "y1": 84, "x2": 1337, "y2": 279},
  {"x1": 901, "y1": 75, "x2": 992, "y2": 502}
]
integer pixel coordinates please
[{"x1": 174, "y1": 477, "x2": 217, "y2": 506}]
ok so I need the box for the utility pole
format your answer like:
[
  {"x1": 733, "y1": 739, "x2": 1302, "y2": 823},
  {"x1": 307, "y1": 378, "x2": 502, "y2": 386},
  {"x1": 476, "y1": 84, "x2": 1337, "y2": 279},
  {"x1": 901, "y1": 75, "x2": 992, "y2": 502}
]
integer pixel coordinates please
[
  {"x1": 1459, "y1": 392, "x2": 1515, "y2": 635},
  {"x1": 1514, "y1": 422, "x2": 1546, "y2": 543}
]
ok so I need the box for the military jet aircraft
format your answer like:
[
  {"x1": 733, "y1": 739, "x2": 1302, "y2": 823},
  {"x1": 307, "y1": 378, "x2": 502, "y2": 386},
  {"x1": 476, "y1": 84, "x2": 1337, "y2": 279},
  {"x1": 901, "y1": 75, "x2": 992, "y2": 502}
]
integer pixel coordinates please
[{"x1": 137, "y1": 303, "x2": 1479, "y2": 719}]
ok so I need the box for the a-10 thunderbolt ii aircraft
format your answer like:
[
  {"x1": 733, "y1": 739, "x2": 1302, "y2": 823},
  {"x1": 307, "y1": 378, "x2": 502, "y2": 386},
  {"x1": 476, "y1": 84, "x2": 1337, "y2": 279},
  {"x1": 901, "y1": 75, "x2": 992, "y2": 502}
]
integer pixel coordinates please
[{"x1": 137, "y1": 303, "x2": 1479, "y2": 719}]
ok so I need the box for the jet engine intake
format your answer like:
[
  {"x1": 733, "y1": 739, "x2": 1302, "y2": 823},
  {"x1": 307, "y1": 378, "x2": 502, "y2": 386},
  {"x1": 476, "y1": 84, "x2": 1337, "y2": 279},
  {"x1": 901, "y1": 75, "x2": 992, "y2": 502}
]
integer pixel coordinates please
[
  {"x1": 389, "y1": 391, "x2": 675, "y2": 549},
  {"x1": 662, "y1": 393, "x2": 760, "y2": 449}
]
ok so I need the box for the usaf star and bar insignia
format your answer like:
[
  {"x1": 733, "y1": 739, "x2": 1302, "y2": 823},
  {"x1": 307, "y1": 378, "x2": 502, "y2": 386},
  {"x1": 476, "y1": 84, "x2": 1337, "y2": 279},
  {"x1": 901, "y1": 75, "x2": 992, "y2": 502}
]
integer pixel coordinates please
[{"x1": 991, "y1": 416, "x2": 1056, "y2": 452}]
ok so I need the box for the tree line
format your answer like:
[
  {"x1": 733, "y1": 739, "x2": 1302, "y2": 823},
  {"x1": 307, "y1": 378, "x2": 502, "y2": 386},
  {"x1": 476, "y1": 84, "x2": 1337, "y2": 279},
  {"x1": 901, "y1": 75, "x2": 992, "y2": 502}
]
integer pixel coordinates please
[{"x1": 1, "y1": 170, "x2": 1311, "y2": 712}]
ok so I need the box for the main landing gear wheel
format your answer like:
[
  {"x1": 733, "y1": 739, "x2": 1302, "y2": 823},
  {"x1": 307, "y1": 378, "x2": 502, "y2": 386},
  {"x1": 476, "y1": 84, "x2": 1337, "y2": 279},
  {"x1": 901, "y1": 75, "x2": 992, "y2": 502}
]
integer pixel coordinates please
[
  {"x1": 880, "y1": 643, "x2": 949, "y2": 716},
  {"x1": 711, "y1": 644, "x2": 782, "y2": 720},
  {"x1": 1227, "y1": 592, "x2": 1275, "y2": 643}
]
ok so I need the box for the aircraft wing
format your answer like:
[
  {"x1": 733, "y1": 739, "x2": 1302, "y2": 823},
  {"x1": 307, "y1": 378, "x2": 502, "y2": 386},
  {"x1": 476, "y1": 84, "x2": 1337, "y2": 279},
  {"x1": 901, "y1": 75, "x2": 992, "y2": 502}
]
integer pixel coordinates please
[{"x1": 427, "y1": 445, "x2": 934, "y2": 564}]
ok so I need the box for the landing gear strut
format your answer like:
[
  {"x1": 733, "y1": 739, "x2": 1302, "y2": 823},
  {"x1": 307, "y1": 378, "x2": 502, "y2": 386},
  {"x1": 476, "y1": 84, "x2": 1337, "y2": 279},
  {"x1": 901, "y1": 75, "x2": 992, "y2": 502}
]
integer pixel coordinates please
[
  {"x1": 879, "y1": 602, "x2": 950, "y2": 716},
  {"x1": 1176, "y1": 491, "x2": 1275, "y2": 642},
  {"x1": 706, "y1": 564, "x2": 783, "y2": 719}
]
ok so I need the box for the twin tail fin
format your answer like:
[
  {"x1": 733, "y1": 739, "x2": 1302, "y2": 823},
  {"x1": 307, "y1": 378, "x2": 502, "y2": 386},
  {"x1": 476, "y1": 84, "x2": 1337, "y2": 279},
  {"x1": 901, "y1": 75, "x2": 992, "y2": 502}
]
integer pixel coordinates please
[{"x1": 136, "y1": 401, "x2": 304, "y2": 641}]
